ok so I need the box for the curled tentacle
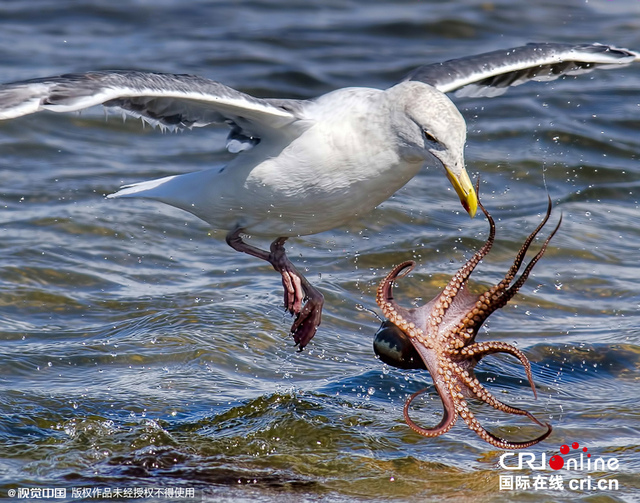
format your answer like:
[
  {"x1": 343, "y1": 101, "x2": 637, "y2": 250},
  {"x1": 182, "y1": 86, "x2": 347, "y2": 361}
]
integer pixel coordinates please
[
  {"x1": 461, "y1": 380, "x2": 547, "y2": 430},
  {"x1": 446, "y1": 359, "x2": 545, "y2": 430},
  {"x1": 460, "y1": 411, "x2": 553, "y2": 450},
  {"x1": 404, "y1": 386, "x2": 458, "y2": 437},
  {"x1": 376, "y1": 261, "x2": 425, "y2": 340},
  {"x1": 376, "y1": 261, "x2": 415, "y2": 307},
  {"x1": 460, "y1": 341, "x2": 538, "y2": 398}
]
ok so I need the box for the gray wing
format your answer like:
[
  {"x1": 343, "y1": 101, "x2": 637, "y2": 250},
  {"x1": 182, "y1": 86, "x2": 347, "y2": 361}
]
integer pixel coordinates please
[
  {"x1": 0, "y1": 71, "x2": 308, "y2": 151},
  {"x1": 405, "y1": 43, "x2": 640, "y2": 98}
]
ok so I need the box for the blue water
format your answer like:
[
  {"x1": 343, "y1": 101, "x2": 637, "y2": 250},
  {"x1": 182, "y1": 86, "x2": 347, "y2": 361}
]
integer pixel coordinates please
[{"x1": 0, "y1": 1, "x2": 639, "y2": 502}]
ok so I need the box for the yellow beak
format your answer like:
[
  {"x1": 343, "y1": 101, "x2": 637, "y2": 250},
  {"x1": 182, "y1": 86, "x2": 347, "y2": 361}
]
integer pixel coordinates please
[{"x1": 446, "y1": 167, "x2": 477, "y2": 218}]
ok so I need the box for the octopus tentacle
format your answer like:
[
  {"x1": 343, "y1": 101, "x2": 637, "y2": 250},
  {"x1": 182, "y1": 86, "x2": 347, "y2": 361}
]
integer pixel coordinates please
[
  {"x1": 497, "y1": 196, "x2": 554, "y2": 290},
  {"x1": 459, "y1": 341, "x2": 537, "y2": 397},
  {"x1": 460, "y1": 411, "x2": 553, "y2": 449},
  {"x1": 447, "y1": 359, "x2": 545, "y2": 428},
  {"x1": 376, "y1": 261, "x2": 426, "y2": 341},
  {"x1": 463, "y1": 210, "x2": 562, "y2": 331},
  {"x1": 377, "y1": 261, "x2": 415, "y2": 307},
  {"x1": 460, "y1": 376, "x2": 546, "y2": 428},
  {"x1": 433, "y1": 200, "x2": 495, "y2": 314},
  {"x1": 504, "y1": 214, "x2": 562, "y2": 299},
  {"x1": 403, "y1": 385, "x2": 458, "y2": 437}
]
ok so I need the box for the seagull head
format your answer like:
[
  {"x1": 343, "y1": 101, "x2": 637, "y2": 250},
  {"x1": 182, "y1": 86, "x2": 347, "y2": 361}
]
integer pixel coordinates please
[{"x1": 388, "y1": 81, "x2": 477, "y2": 217}]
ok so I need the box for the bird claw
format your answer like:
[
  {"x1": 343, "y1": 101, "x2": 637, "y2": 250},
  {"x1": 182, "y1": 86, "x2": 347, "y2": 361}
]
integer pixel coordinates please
[
  {"x1": 226, "y1": 230, "x2": 324, "y2": 349},
  {"x1": 290, "y1": 294, "x2": 323, "y2": 350},
  {"x1": 281, "y1": 269, "x2": 304, "y2": 315}
]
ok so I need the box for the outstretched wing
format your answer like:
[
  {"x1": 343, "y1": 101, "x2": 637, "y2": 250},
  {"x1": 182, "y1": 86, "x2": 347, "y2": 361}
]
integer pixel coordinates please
[
  {"x1": 0, "y1": 71, "x2": 308, "y2": 151},
  {"x1": 405, "y1": 43, "x2": 640, "y2": 97}
]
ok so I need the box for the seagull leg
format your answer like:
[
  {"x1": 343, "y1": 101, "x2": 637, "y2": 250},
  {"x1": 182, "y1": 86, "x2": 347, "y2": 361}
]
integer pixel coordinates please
[{"x1": 226, "y1": 230, "x2": 323, "y2": 349}]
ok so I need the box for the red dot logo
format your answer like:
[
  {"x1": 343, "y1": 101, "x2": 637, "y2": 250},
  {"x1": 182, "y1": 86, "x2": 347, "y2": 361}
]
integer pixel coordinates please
[
  {"x1": 549, "y1": 455, "x2": 564, "y2": 470},
  {"x1": 552, "y1": 441, "x2": 589, "y2": 470}
]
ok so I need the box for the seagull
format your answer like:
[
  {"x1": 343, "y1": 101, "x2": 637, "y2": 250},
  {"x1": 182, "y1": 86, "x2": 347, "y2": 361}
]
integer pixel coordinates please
[{"x1": 0, "y1": 43, "x2": 637, "y2": 349}]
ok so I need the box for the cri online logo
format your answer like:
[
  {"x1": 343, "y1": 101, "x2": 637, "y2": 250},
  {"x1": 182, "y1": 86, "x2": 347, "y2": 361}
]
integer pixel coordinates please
[{"x1": 499, "y1": 442, "x2": 620, "y2": 472}]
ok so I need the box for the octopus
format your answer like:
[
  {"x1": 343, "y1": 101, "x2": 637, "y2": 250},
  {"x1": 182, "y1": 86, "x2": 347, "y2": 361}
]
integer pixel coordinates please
[{"x1": 374, "y1": 198, "x2": 560, "y2": 449}]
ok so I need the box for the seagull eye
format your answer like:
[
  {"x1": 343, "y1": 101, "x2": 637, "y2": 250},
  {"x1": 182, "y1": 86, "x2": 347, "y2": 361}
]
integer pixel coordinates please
[{"x1": 424, "y1": 130, "x2": 438, "y2": 143}]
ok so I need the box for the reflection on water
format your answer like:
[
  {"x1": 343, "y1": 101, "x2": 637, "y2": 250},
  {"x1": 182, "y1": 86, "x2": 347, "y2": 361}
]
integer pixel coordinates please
[{"x1": 0, "y1": 1, "x2": 639, "y2": 501}]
